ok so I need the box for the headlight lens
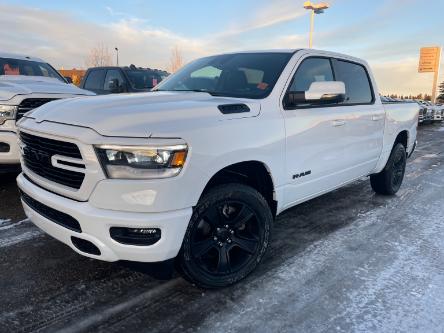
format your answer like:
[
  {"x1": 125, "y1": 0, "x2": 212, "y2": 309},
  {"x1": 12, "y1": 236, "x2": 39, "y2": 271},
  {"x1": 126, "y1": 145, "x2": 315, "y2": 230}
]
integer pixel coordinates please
[
  {"x1": 95, "y1": 144, "x2": 188, "y2": 179},
  {"x1": 0, "y1": 105, "x2": 18, "y2": 125}
]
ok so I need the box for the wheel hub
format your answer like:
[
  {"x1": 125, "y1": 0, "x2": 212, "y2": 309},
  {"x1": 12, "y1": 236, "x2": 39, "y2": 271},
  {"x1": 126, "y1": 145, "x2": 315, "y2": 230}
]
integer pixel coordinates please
[{"x1": 215, "y1": 226, "x2": 234, "y2": 244}]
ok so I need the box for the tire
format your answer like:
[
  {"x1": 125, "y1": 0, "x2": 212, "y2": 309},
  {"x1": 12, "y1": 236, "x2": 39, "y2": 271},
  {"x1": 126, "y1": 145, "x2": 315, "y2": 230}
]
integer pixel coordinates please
[
  {"x1": 179, "y1": 183, "x2": 273, "y2": 288},
  {"x1": 370, "y1": 143, "x2": 406, "y2": 195}
]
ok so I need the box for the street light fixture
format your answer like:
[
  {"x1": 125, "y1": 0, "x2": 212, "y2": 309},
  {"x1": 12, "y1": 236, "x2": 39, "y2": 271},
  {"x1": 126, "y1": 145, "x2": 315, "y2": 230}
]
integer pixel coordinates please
[
  {"x1": 303, "y1": 1, "x2": 329, "y2": 48},
  {"x1": 115, "y1": 47, "x2": 119, "y2": 66}
]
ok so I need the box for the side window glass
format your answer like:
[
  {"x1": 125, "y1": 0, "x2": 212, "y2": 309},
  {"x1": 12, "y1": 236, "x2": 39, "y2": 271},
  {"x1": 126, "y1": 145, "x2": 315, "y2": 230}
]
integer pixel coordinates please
[
  {"x1": 333, "y1": 60, "x2": 373, "y2": 104},
  {"x1": 288, "y1": 58, "x2": 334, "y2": 93},
  {"x1": 104, "y1": 69, "x2": 126, "y2": 92},
  {"x1": 84, "y1": 70, "x2": 106, "y2": 91}
]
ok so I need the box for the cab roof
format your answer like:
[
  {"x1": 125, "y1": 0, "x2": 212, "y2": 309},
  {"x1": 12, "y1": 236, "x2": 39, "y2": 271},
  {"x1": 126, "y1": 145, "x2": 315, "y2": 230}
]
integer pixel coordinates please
[{"x1": 0, "y1": 52, "x2": 46, "y2": 63}]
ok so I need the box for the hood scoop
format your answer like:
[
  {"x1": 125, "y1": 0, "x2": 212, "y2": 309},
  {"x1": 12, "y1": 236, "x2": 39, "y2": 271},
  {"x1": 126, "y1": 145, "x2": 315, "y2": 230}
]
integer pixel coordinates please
[{"x1": 218, "y1": 104, "x2": 250, "y2": 114}]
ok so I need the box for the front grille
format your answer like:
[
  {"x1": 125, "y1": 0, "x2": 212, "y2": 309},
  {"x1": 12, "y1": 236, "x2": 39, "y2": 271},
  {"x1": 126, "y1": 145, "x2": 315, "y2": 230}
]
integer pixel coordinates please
[
  {"x1": 16, "y1": 98, "x2": 58, "y2": 121},
  {"x1": 20, "y1": 190, "x2": 82, "y2": 233},
  {"x1": 20, "y1": 132, "x2": 85, "y2": 189}
]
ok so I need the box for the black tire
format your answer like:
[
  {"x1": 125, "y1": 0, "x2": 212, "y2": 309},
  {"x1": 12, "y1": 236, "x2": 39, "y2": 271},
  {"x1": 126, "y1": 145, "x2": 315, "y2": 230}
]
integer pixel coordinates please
[
  {"x1": 370, "y1": 143, "x2": 406, "y2": 195},
  {"x1": 179, "y1": 183, "x2": 272, "y2": 289}
]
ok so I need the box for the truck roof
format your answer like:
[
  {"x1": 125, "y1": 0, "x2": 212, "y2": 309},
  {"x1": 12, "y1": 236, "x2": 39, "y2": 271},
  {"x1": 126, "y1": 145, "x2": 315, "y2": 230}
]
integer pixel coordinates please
[{"x1": 0, "y1": 52, "x2": 46, "y2": 63}]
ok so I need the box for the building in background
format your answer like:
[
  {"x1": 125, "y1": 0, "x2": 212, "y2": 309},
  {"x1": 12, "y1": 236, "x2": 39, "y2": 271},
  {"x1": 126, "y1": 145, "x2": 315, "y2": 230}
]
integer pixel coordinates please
[{"x1": 58, "y1": 68, "x2": 86, "y2": 86}]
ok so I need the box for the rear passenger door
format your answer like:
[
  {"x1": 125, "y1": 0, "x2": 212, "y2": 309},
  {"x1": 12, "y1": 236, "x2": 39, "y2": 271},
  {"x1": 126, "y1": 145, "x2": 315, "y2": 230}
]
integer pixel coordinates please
[
  {"x1": 83, "y1": 69, "x2": 106, "y2": 94},
  {"x1": 331, "y1": 58, "x2": 384, "y2": 177}
]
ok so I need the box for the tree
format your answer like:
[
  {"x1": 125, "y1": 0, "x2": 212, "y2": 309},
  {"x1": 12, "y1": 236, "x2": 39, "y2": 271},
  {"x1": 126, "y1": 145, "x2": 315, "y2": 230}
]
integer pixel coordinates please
[
  {"x1": 85, "y1": 43, "x2": 112, "y2": 68},
  {"x1": 169, "y1": 45, "x2": 184, "y2": 73}
]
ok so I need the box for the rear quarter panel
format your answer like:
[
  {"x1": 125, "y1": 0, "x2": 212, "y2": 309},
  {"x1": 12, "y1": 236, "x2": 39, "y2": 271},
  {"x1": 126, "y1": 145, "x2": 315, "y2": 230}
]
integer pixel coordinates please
[{"x1": 373, "y1": 102, "x2": 419, "y2": 173}]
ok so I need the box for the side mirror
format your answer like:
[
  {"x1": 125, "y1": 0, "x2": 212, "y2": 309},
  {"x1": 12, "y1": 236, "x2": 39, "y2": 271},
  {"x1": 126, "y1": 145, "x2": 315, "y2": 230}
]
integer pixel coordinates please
[
  {"x1": 108, "y1": 78, "x2": 120, "y2": 93},
  {"x1": 64, "y1": 76, "x2": 73, "y2": 84},
  {"x1": 285, "y1": 81, "x2": 346, "y2": 107}
]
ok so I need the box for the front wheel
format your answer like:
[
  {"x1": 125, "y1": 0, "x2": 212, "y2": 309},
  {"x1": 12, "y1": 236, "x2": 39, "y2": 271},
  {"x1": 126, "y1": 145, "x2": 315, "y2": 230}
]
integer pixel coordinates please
[
  {"x1": 370, "y1": 143, "x2": 406, "y2": 195},
  {"x1": 179, "y1": 184, "x2": 273, "y2": 288}
]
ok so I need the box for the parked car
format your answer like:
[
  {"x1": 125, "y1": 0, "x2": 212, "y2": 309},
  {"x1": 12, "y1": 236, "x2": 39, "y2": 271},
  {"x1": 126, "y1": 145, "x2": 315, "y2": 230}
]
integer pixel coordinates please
[
  {"x1": 432, "y1": 104, "x2": 443, "y2": 122},
  {"x1": 17, "y1": 49, "x2": 419, "y2": 288},
  {"x1": 0, "y1": 52, "x2": 95, "y2": 173},
  {"x1": 80, "y1": 65, "x2": 169, "y2": 95}
]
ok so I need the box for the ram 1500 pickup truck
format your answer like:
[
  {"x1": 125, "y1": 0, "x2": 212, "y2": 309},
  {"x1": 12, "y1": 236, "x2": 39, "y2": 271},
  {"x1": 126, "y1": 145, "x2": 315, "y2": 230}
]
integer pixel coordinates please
[
  {"x1": 17, "y1": 49, "x2": 419, "y2": 288},
  {"x1": 0, "y1": 53, "x2": 94, "y2": 172}
]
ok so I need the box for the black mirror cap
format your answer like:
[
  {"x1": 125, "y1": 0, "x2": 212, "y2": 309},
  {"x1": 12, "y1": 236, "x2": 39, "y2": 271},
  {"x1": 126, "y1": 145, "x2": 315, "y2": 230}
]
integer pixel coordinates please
[
  {"x1": 284, "y1": 92, "x2": 345, "y2": 108},
  {"x1": 64, "y1": 76, "x2": 73, "y2": 84}
]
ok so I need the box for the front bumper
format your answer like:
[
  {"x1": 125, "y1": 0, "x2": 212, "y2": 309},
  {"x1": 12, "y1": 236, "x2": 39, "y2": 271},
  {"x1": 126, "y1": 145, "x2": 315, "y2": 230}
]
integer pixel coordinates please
[
  {"x1": 0, "y1": 130, "x2": 20, "y2": 164},
  {"x1": 17, "y1": 173, "x2": 192, "y2": 263}
]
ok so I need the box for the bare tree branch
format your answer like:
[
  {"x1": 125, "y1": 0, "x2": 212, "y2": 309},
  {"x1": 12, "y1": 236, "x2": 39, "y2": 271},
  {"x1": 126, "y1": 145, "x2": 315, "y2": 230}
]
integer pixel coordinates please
[
  {"x1": 169, "y1": 45, "x2": 184, "y2": 73},
  {"x1": 85, "y1": 42, "x2": 112, "y2": 68}
]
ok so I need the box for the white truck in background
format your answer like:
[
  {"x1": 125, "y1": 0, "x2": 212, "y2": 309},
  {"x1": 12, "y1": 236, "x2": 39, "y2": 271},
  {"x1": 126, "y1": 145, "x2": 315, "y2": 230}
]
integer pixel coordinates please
[
  {"x1": 17, "y1": 49, "x2": 419, "y2": 288},
  {"x1": 0, "y1": 53, "x2": 94, "y2": 172}
]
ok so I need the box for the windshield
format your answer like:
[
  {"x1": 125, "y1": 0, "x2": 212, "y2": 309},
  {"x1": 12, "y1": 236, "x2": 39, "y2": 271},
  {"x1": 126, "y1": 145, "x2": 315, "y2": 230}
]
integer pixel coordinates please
[
  {"x1": 124, "y1": 69, "x2": 167, "y2": 90},
  {"x1": 0, "y1": 57, "x2": 65, "y2": 82},
  {"x1": 154, "y1": 52, "x2": 293, "y2": 99}
]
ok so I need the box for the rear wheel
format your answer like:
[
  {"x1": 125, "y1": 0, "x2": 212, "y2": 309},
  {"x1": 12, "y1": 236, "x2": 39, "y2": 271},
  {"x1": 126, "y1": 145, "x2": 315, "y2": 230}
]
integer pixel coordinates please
[
  {"x1": 180, "y1": 184, "x2": 272, "y2": 288},
  {"x1": 370, "y1": 143, "x2": 406, "y2": 195}
]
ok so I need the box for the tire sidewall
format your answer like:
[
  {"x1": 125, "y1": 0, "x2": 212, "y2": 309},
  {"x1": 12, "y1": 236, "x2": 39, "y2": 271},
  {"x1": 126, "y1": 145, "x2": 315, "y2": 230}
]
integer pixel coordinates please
[
  {"x1": 385, "y1": 144, "x2": 406, "y2": 194},
  {"x1": 180, "y1": 184, "x2": 272, "y2": 288}
]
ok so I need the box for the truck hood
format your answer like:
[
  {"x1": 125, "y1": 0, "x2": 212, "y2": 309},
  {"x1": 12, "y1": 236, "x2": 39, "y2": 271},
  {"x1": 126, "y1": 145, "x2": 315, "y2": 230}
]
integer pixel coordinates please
[
  {"x1": 0, "y1": 75, "x2": 94, "y2": 101},
  {"x1": 27, "y1": 91, "x2": 261, "y2": 138}
]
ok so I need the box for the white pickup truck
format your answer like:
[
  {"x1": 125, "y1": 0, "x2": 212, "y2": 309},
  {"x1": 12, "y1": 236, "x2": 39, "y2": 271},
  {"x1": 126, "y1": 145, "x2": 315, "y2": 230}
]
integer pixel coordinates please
[
  {"x1": 17, "y1": 49, "x2": 419, "y2": 288},
  {"x1": 0, "y1": 53, "x2": 94, "y2": 172}
]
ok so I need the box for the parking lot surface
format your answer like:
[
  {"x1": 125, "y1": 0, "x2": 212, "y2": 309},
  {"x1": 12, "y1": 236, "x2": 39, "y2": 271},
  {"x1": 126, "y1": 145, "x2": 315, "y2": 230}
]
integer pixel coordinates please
[{"x1": 1, "y1": 124, "x2": 443, "y2": 333}]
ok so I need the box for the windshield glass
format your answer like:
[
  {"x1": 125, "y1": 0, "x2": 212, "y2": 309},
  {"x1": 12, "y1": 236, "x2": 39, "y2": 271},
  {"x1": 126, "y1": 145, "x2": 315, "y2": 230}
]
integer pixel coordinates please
[
  {"x1": 154, "y1": 52, "x2": 293, "y2": 99},
  {"x1": 124, "y1": 69, "x2": 167, "y2": 90},
  {"x1": 0, "y1": 57, "x2": 65, "y2": 82}
]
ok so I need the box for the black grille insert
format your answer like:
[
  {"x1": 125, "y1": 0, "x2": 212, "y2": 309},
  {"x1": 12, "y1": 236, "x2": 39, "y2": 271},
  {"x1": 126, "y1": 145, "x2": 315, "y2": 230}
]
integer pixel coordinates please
[
  {"x1": 20, "y1": 191, "x2": 82, "y2": 232},
  {"x1": 71, "y1": 237, "x2": 101, "y2": 255},
  {"x1": 16, "y1": 98, "x2": 58, "y2": 121},
  {"x1": 20, "y1": 132, "x2": 85, "y2": 189}
]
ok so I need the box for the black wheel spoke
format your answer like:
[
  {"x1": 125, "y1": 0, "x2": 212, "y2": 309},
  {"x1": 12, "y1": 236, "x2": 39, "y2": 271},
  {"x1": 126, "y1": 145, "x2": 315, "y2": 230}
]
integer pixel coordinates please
[
  {"x1": 203, "y1": 205, "x2": 222, "y2": 227},
  {"x1": 232, "y1": 205, "x2": 254, "y2": 228},
  {"x1": 231, "y1": 235, "x2": 258, "y2": 254},
  {"x1": 193, "y1": 239, "x2": 215, "y2": 258},
  {"x1": 217, "y1": 246, "x2": 231, "y2": 273}
]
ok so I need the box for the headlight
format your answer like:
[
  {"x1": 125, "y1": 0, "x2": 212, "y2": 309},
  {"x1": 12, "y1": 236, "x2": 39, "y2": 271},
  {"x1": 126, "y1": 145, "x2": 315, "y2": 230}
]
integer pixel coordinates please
[
  {"x1": 95, "y1": 144, "x2": 188, "y2": 179},
  {"x1": 0, "y1": 105, "x2": 18, "y2": 125}
]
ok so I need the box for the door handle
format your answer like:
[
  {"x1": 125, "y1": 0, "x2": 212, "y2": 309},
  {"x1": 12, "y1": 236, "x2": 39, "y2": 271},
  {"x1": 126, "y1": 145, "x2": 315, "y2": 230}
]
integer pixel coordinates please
[
  {"x1": 332, "y1": 119, "x2": 346, "y2": 127},
  {"x1": 372, "y1": 115, "x2": 384, "y2": 121}
]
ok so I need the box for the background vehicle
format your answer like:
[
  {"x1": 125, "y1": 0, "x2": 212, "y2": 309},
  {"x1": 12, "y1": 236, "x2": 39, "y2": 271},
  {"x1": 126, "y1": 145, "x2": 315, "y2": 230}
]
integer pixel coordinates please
[
  {"x1": 0, "y1": 52, "x2": 94, "y2": 172},
  {"x1": 17, "y1": 49, "x2": 418, "y2": 288},
  {"x1": 80, "y1": 65, "x2": 169, "y2": 95}
]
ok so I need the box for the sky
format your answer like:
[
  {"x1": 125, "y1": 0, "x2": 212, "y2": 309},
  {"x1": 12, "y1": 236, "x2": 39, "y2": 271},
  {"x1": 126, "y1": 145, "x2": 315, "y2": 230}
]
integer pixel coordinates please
[{"x1": 0, "y1": 0, "x2": 443, "y2": 96}]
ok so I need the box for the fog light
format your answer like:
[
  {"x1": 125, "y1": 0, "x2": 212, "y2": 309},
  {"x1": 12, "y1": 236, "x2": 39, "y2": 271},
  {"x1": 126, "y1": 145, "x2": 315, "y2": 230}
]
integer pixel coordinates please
[
  {"x1": 110, "y1": 227, "x2": 161, "y2": 246},
  {"x1": 0, "y1": 143, "x2": 10, "y2": 153}
]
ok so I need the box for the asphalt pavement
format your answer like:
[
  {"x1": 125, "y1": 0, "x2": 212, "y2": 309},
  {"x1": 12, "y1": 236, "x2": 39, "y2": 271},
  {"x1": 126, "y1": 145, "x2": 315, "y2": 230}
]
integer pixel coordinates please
[{"x1": 1, "y1": 124, "x2": 443, "y2": 333}]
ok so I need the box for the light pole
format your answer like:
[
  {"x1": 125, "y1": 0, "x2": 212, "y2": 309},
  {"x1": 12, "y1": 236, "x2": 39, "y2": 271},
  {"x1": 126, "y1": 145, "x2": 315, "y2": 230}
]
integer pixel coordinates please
[
  {"x1": 303, "y1": 1, "x2": 329, "y2": 48},
  {"x1": 115, "y1": 47, "x2": 119, "y2": 66}
]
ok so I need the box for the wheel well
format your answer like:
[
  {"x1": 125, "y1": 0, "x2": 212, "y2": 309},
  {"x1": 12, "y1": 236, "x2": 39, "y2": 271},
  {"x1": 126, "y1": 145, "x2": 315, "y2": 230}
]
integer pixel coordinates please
[
  {"x1": 202, "y1": 161, "x2": 277, "y2": 217},
  {"x1": 394, "y1": 131, "x2": 408, "y2": 149}
]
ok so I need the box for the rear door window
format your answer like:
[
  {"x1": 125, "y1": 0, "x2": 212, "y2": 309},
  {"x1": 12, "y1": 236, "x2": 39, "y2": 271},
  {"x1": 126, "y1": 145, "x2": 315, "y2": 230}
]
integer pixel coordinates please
[
  {"x1": 332, "y1": 60, "x2": 373, "y2": 104},
  {"x1": 84, "y1": 69, "x2": 106, "y2": 92}
]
